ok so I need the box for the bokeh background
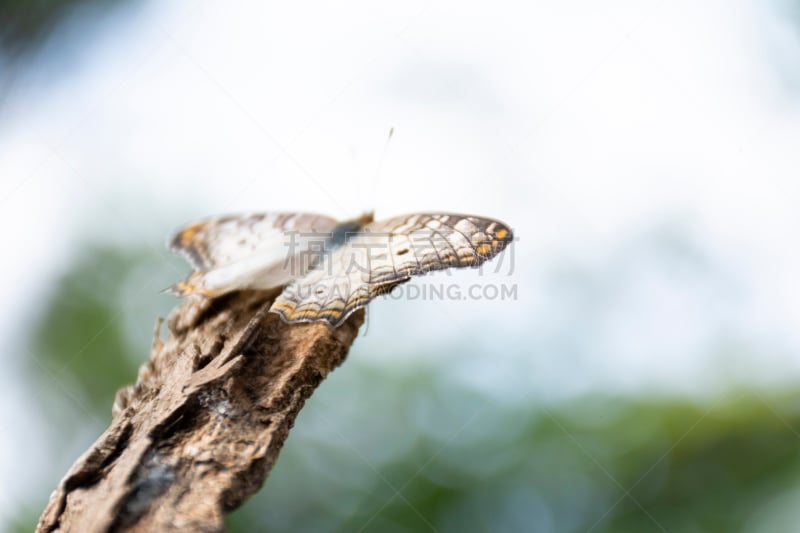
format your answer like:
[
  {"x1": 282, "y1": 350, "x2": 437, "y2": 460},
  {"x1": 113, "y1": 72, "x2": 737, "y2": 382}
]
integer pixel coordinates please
[{"x1": 2, "y1": 1, "x2": 800, "y2": 531}]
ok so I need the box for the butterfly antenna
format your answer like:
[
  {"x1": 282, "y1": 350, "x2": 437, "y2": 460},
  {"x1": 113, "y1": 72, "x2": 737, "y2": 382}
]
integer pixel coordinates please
[{"x1": 370, "y1": 127, "x2": 394, "y2": 213}]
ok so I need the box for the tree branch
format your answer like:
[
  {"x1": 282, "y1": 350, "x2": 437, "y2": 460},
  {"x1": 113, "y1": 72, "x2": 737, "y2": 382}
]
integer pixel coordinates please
[{"x1": 37, "y1": 289, "x2": 363, "y2": 532}]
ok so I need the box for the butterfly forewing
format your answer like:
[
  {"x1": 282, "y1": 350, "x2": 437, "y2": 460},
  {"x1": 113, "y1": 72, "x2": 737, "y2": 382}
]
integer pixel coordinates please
[
  {"x1": 168, "y1": 212, "x2": 339, "y2": 296},
  {"x1": 270, "y1": 213, "x2": 513, "y2": 326}
]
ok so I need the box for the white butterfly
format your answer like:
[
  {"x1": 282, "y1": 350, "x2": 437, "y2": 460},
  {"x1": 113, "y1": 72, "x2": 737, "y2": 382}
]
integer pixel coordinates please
[{"x1": 168, "y1": 212, "x2": 513, "y2": 327}]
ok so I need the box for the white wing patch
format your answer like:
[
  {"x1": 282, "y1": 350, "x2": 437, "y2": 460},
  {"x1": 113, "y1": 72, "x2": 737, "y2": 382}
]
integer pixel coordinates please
[
  {"x1": 169, "y1": 211, "x2": 512, "y2": 326},
  {"x1": 168, "y1": 212, "x2": 339, "y2": 296}
]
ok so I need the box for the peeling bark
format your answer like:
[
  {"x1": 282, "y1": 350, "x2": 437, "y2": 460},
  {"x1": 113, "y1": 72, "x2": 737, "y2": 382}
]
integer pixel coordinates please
[{"x1": 37, "y1": 290, "x2": 363, "y2": 532}]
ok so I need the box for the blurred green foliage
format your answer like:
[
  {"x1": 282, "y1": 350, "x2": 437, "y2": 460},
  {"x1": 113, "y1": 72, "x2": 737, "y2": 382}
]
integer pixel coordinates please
[
  {"x1": 15, "y1": 245, "x2": 800, "y2": 532},
  {"x1": 229, "y1": 375, "x2": 800, "y2": 533},
  {"x1": 0, "y1": 0, "x2": 137, "y2": 59},
  {"x1": 31, "y1": 247, "x2": 143, "y2": 412}
]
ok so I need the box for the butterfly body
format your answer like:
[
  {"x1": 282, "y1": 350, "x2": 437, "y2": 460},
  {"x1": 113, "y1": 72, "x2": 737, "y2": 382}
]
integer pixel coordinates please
[{"x1": 169, "y1": 211, "x2": 512, "y2": 327}]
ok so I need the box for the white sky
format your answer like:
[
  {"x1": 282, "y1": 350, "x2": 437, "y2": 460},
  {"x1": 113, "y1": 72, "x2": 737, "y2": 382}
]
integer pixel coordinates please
[{"x1": 1, "y1": 0, "x2": 800, "y2": 522}]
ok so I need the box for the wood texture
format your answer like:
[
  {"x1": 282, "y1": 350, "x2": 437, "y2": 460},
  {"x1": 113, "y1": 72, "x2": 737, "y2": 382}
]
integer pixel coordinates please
[{"x1": 37, "y1": 290, "x2": 363, "y2": 532}]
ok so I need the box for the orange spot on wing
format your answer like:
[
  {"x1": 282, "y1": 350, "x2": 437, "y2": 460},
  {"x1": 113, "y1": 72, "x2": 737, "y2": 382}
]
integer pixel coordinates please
[
  {"x1": 495, "y1": 228, "x2": 508, "y2": 239},
  {"x1": 179, "y1": 224, "x2": 203, "y2": 246},
  {"x1": 476, "y1": 244, "x2": 492, "y2": 255},
  {"x1": 172, "y1": 280, "x2": 197, "y2": 296}
]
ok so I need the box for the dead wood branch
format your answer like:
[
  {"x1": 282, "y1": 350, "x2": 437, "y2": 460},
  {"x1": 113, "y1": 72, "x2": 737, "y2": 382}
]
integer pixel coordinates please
[{"x1": 37, "y1": 290, "x2": 363, "y2": 532}]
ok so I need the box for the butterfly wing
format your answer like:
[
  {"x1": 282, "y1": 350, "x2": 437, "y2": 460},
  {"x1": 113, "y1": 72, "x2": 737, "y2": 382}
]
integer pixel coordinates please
[
  {"x1": 169, "y1": 212, "x2": 340, "y2": 296},
  {"x1": 271, "y1": 213, "x2": 513, "y2": 326}
]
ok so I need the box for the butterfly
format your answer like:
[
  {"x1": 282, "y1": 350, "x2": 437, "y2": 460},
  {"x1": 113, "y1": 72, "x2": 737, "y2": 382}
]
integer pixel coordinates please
[{"x1": 168, "y1": 212, "x2": 513, "y2": 327}]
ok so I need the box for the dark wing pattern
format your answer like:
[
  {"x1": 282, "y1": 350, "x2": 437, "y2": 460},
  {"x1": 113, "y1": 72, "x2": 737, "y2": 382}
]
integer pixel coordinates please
[{"x1": 270, "y1": 213, "x2": 513, "y2": 326}]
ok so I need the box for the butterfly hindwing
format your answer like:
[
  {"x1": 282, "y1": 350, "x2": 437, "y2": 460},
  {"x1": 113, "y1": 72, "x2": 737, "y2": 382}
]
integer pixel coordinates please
[{"x1": 270, "y1": 242, "x2": 372, "y2": 325}]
